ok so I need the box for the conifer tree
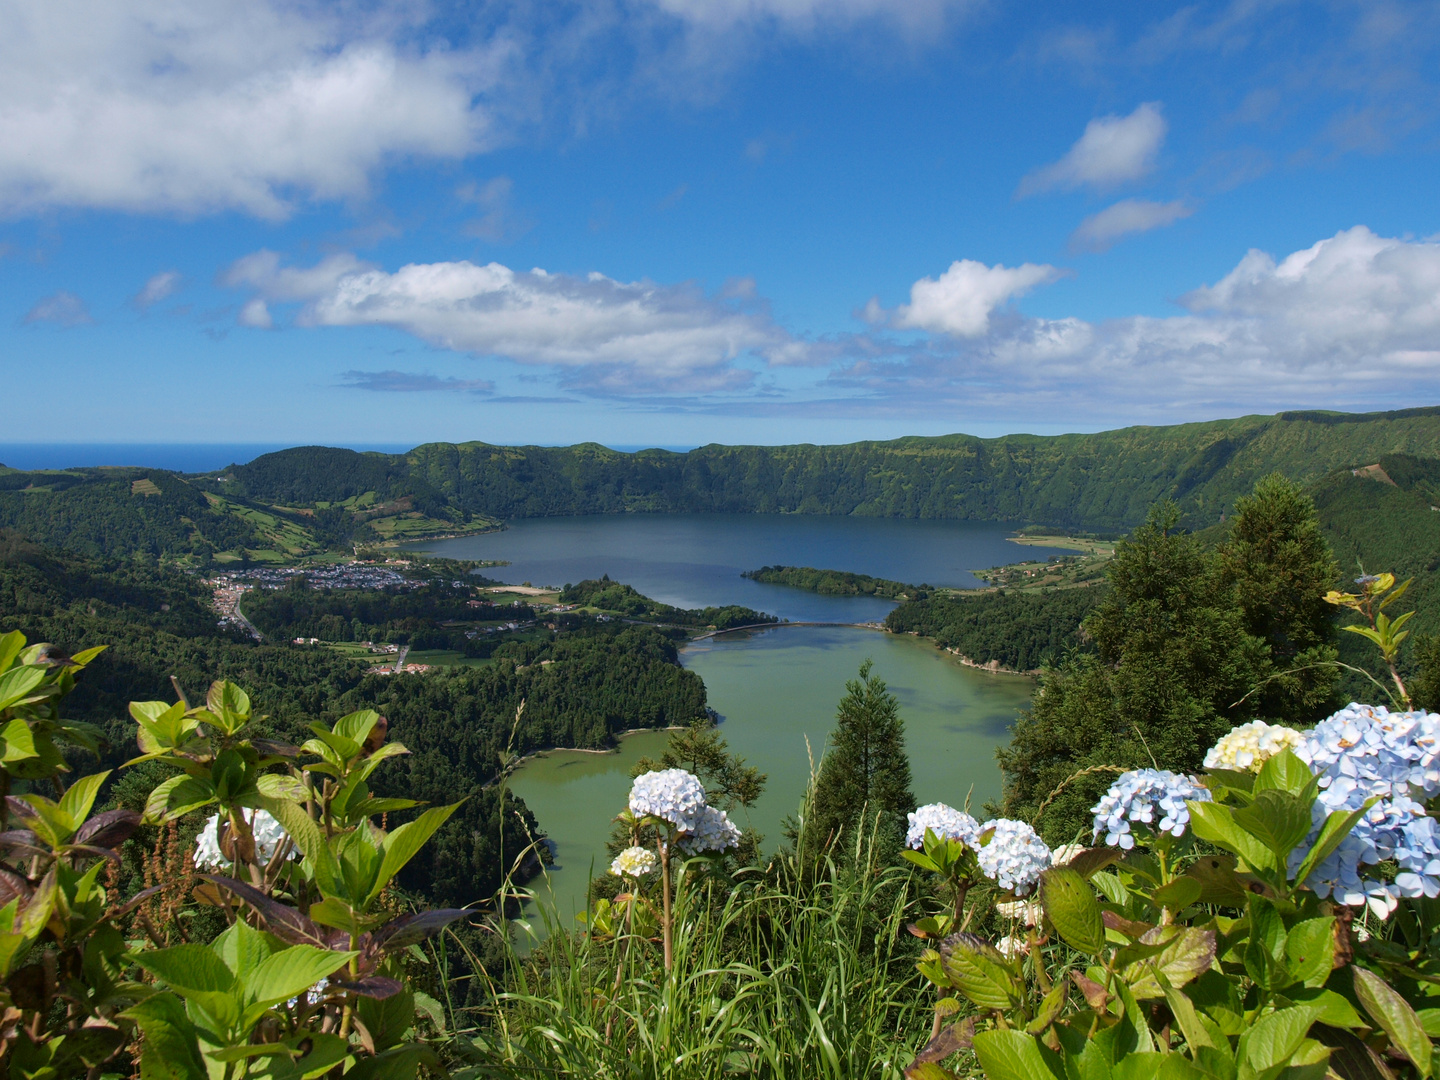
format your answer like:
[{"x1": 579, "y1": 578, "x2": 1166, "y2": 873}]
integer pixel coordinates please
[
  {"x1": 804, "y1": 660, "x2": 915, "y2": 863},
  {"x1": 1217, "y1": 472, "x2": 1340, "y2": 723}
]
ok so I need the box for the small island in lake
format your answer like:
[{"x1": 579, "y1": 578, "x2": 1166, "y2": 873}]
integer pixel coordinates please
[{"x1": 741, "y1": 565, "x2": 929, "y2": 600}]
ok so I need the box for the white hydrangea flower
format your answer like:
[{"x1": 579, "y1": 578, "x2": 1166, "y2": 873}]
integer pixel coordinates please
[
  {"x1": 994, "y1": 898, "x2": 1043, "y2": 926},
  {"x1": 629, "y1": 769, "x2": 709, "y2": 833},
  {"x1": 905, "y1": 803, "x2": 980, "y2": 850},
  {"x1": 193, "y1": 809, "x2": 295, "y2": 870},
  {"x1": 610, "y1": 845, "x2": 658, "y2": 878},
  {"x1": 1050, "y1": 843, "x2": 1086, "y2": 867},
  {"x1": 1204, "y1": 721, "x2": 1305, "y2": 773},
  {"x1": 1091, "y1": 770, "x2": 1211, "y2": 849},
  {"x1": 676, "y1": 805, "x2": 742, "y2": 855},
  {"x1": 995, "y1": 935, "x2": 1029, "y2": 959},
  {"x1": 976, "y1": 819, "x2": 1051, "y2": 896}
]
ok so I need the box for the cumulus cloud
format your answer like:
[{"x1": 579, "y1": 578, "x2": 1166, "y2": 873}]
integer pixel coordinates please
[
  {"x1": 647, "y1": 0, "x2": 973, "y2": 35},
  {"x1": 24, "y1": 291, "x2": 92, "y2": 326},
  {"x1": 133, "y1": 271, "x2": 182, "y2": 308},
  {"x1": 0, "y1": 0, "x2": 500, "y2": 218},
  {"x1": 224, "y1": 252, "x2": 804, "y2": 393},
  {"x1": 889, "y1": 259, "x2": 1065, "y2": 337},
  {"x1": 339, "y1": 370, "x2": 495, "y2": 394},
  {"x1": 839, "y1": 227, "x2": 1440, "y2": 420},
  {"x1": 1069, "y1": 198, "x2": 1194, "y2": 252},
  {"x1": 1017, "y1": 103, "x2": 1167, "y2": 197}
]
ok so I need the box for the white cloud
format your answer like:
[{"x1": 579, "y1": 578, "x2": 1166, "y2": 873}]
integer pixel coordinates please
[
  {"x1": 1070, "y1": 198, "x2": 1194, "y2": 252},
  {"x1": 24, "y1": 291, "x2": 92, "y2": 326},
  {"x1": 237, "y1": 298, "x2": 273, "y2": 329},
  {"x1": 890, "y1": 259, "x2": 1065, "y2": 337},
  {"x1": 225, "y1": 253, "x2": 802, "y2": 393},
  {"x1": 840, "y1": 227, "x2": 1440, "y2": 419},
  {"x1": 134, "y1": 270, "x2": 182, "y2": 308},
  {"x1": 0, "y1": 0, "x2": 500, "y2": 218},
  {"x1": 1017, "y1": 103, "x2": 1167, "y2": 197},
  {"x1": 647, "y1": 0, "x2": 971, "y2": 34}
]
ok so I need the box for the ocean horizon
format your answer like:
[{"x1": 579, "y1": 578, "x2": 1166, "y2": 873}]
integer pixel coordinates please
[{"x1": 0, "y1": 442, "x2": 702, "y2": 474}]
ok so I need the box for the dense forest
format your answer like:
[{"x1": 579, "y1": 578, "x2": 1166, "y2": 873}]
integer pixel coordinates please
[
  {"x1": 557, "y1": 576, "x2": 776, "y2": 629},
  {"x1": 241, "y1": 578, "x2": 533, "y2": 650},
  {"x1": 742, "y1": 565, "x2": 923, "y2": 600},
  {"x1": 209, "y1": 405, "x2": 1440, "y2": 530},
  {"x1": 884, "y1": 587, "x2": 1104, "y2": 671}
]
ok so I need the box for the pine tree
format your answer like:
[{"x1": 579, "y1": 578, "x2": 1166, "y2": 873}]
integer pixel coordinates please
[
  {"x1": 999, "y1": 501, "x2": 1269, "y2": 844},
  {"x1": 804, "y1": 660, "x2": 915, "y2": 864},
  {"x1": 1217, "y1": 472, "x2": 1340, "y2": 724}
]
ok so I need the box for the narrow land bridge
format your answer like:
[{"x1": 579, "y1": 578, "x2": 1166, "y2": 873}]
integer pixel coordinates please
[{"x1": 689, "y1": 621, "x2": 884, "y2": 641}]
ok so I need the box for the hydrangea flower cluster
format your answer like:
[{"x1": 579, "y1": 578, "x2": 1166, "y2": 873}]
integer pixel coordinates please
[
  {"x1": 1091, "y1": 769, "x2": 1211, "y2": 849},
  {"x1": 610, "y1": 846, "x2": 658, "y2": 878},
  {"x1": 1288, "y1": 704, "x2": 1440, "y2": 915},
  {"x1": 629, "y1": 769, "x2": 709, "y2": 833},
  {"x1": 975, "y1": 819, "x2": 1051, "y2": 895},
  {"x1": 193, "y1": 809, "x2": 294, "y2": 870},
  {"x1": 906, "y1": 803, "x2": 980, "y2": 850},
  {"x1": 1203, "y1": 721, "x2": 1305, "y2": 773},
  {"x1": 628, "y1": 769, "x2": 741, "y2": 855},
  {"x1": 677, "y1": 805, "x2": 742, "y2": 855},
  {"x1": 994, "y1": 898, "x2": 1043, "y2": 926}
]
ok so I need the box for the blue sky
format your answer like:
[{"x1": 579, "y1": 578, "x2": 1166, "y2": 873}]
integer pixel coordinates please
[{"x1": 3, "y1": 0, "x2": 1440, "y2": 448}]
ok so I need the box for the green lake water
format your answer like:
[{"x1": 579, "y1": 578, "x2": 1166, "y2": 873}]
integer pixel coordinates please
[{"x1": 510, "y1": 624, "x2": 1034, "y2": 922}]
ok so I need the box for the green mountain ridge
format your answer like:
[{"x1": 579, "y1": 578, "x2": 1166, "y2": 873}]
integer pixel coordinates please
[{"x1": 6, "y1": 406, "x2": 1440, "y2": 564}]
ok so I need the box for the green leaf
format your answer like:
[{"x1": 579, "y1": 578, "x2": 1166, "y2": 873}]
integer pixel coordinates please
[
  {"x1": 0, "y1": 630, "x2": 25, "y2": 673},
  {"x1": 940, "y1": 933, "x2": 1023, "y2": 1011},
  {"x1": 357, "y1": 989, "x2": 416, "y2": 1053},
  {"x1": 1253, "y1": 748, "x2": 1314, "y2": 796},
  {"x1": 1188, "y1": 801, "x2": 1276, "y2": 871},
  {"x1": 261, "y1": 797, "x2": 342, "y2": 898},
  {"x1": 119, "y1": 992, "x2": 208, "y2": 1080},
  {"x1": 1124, "y1": 927, "x2": 1217, "y2": 1000},
  {"x1": 341, "y1": 1043, "x2": 442, "y2": 1080},
  {"x1": 1353, "y1": 966, "x2": 1433, "y2": 1078},
  {"x1": 57, "y1": 770, "x2": 110, "y2": 831},
  {"x1": 1235, "y1": 1004, "x2": 1324, "y2": 1074},
  {"x1": 332, "y1": 709, "x2": 381, "y2": 747},
  {"x1": 902, "y1": 850, "x2": 939, "y2": 872},
  {"x1": 1184, "y1": 855, "x2": 1254, "y2": 906},
  {"x1": 134, "y1": 943, "x2": 236, "y2": 995},
  {"x1": 206, "y1": 680, "x2": 252, "y2": 732},
  {"x1": 0, "y1": 717, "x2": 39, "y2": 764},
  {"x1": 1284, "y1": 987, "x2": 1364, "y2": 1029},
  {"x1": 1151, "y1": 877, "x2": 1203, "y2": 915},
  {"x1": 369, "y1": 800, "x2": 464, "y2": 905},
  {"x1": 1418, "y1": 1008, "x2": 1440, "y2": 1038},
  {"x1": 1112, "y1": 1053, "x2": 1204, "y2": 1080},
  {"x1": 1244, "y1": 896, "x2": 1290, "y2": 991},
  {"x1": 971, "y1": 1030, "x2": 1063, "y2": 1080},
  {"x1": 1284, "y1": 918, "x2": 1335, "y2": 989},
  {"x1": 1231, "y1": 789, "x2": 1314, "y2": 863},
  {"x1": 1161, "y1": 976, "x2": 1214, "y2": 1052},
  {"x1": 1040, "y1": 867, "x2": 1105, "y2": 956},
  {"x1": 213, "y1": 919, "x2": 276, "y2": 983},
  {"x1": 0, "y1": 664, "x2": 46, "y2": 711},
  {"x1": 142, "y1": 772, "x2": 217, "y2": 824},
  {"x1": 243, "y1": 944, "x2": 355, "y2": 1026},
  {"x1": 1026, "y1": 977, "x2": 1069, "y2": 1034},
  {"x1": 1292, "y1": 803, "x2": 1373, "y2": 890}
]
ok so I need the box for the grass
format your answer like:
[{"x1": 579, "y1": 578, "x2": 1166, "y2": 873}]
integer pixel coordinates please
[{"x1": 448, "y1": 803, "x2": 938, "y2": 1080}]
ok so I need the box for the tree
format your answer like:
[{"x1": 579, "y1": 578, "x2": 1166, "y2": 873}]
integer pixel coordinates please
[
  {"x1": 1218, "y1": 472, "x2": 1340, "y2": 723},
  {"x1": 804, "y1": 660, "x2": 915, "y2": 864},
  {"x1": 998, "y1": 501, "x2": 1269, "y2": 844}
]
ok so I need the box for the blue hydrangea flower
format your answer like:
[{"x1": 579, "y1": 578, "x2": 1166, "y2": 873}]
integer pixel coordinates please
[
  {"x1": 1289, "y1": 703, "x2": 1440, "y2": 917},
  {"x1": 975, "y1": 819, "x2": 1051, "y2": 896},
  {"x1": 1091, "y1": 769, "x2": 1211, "y2": 849},
  {"x1": 676, "y1": 805, "x2": 742, "y2": 854},
  {"x1": 906, "y1": 803, "x2": 981, "y2": 850}
]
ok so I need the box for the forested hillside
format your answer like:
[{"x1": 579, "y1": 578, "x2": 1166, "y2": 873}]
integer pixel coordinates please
[
  {"x1": 0, "y1": 532, "x2": 707, "y2": 907},
  {"x1": 885, "y1": 588, "x2": 1104, "y2": 671},
  {"x1": 213, "y1": 405, "x2": 1440, "y2": 530}
]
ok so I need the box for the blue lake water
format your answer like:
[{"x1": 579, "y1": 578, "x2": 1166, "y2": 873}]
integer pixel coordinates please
[{"x1": 407, "y1": 513, "x2": 1068, "y2": 622}]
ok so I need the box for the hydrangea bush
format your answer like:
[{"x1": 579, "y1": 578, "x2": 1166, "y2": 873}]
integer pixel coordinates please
[{"x1": 906, "y1": 703, "x2": 1440, "y2": 1080}]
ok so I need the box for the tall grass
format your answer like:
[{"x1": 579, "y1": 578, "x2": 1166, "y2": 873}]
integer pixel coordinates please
[{"x1": 458, "y1": 813, "x2": 934, "y2": 1079}]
